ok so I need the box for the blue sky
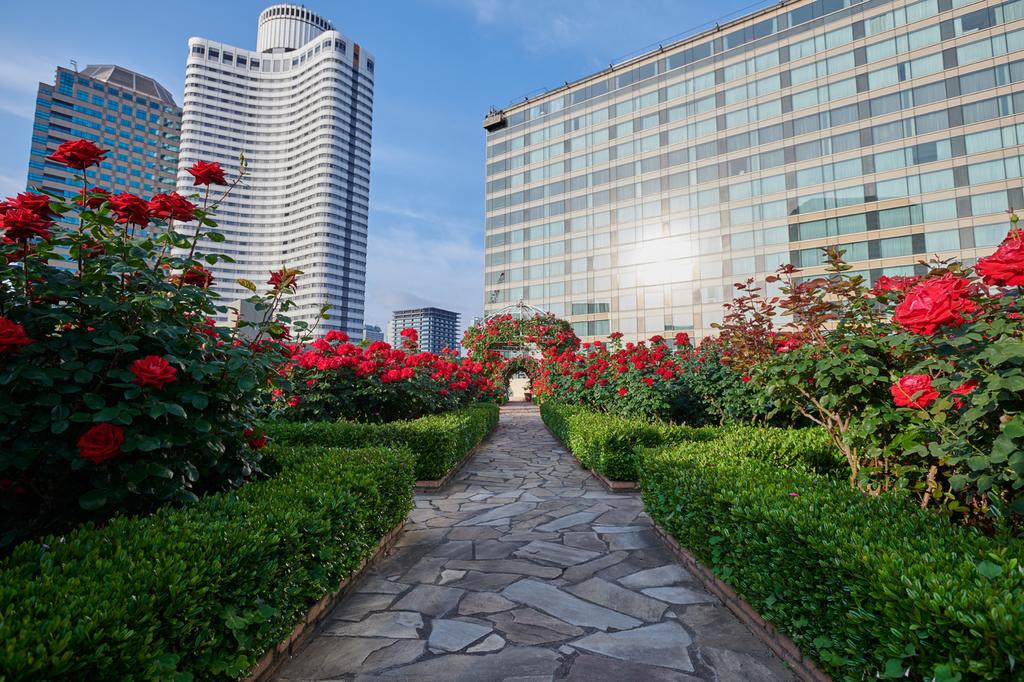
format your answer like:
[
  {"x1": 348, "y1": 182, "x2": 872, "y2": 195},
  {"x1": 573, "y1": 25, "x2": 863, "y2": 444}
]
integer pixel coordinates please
[{"x1": 0, "y1": 0, "x2": 765, "y2": 331}]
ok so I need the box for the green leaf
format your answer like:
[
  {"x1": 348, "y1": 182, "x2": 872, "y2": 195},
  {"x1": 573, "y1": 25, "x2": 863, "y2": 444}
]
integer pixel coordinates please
[
  {"x1": 79, "y1": 489, "x2": 107, "y2": 510},
  {"x1": 975, "y1": 560, "x2": 1003, "y2": 578}
]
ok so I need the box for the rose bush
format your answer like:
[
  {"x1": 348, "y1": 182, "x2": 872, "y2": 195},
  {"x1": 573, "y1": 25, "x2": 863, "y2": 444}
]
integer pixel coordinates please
[
  {"x1": 265, "y1": 331, "x2": 500, "y2": 423},
  {"x1": 0, "y1": 140, "x2": 302, "y2": 544},
  {"x1": 714, "y1": 215, "x2": 1024, "y2": 526}
]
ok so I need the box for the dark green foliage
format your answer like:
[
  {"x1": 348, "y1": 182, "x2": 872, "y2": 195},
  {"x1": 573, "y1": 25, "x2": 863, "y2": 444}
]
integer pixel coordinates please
[
  {"x1": 714, "y1": 425, "x2": 845, "y2": 475},
  {"x1": 540, "y1": 401, "x2": 715, "y2": 481},
  {"x1": 640, "y1": 444, "x2": 1024, "y2": 680},
  {"x1": 261, "y1": 403, "x2": 500, "y2": 480},
  {"x1": 0, "y1": 446, "x2": 415, "y2": 680}
]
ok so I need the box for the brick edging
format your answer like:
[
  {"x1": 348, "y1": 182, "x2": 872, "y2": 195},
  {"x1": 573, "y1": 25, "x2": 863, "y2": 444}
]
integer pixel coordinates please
[
  {"x1": 414, "y1": 441, "x2": 483, "y2": 492},
  {"x1": 413, "y1": 426, "x2": 496, "y2": 492},
  {"x1": 243, "y1": 518, "x2": 408, "y2": 682},
  {"x1": 651, "y1": 522, "x2": 831, "y2": 682},
  {"x1": 589, "y1": 469, "x2": 640, "y2": 493}
]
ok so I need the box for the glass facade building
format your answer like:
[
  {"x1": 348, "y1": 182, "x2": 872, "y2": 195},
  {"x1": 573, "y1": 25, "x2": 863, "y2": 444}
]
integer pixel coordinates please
[
  {"x1": 388, "y1": 307, "x2": 461, "y2": 354},
  {"x1": 483, "y1": 0, "x2": 1024, "y2": 342},
  {"x1": 178, "y1": 4, "x2": 374, "y2": 335},
  {"x1": 27, "y1": 65, "x2": 180, "y2": 212}
]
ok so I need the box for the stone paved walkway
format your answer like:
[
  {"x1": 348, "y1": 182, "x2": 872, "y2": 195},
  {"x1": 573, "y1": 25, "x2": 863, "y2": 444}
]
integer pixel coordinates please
[{"x1": 275, "y1": 404, "x2": 794, "y2": 681}]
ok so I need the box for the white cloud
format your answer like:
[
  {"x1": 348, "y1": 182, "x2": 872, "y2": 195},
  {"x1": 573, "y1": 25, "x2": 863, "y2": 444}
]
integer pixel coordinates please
[{"x1": 363, "y1": 222, "x2": 483, "y2": 334}]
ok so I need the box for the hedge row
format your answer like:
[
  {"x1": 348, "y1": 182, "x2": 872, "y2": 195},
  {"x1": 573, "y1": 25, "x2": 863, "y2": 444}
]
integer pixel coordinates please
[
  {"x1": 640, "y1": 443, "x2": 1024, "y2": 680},
  {"x1": 0, "y1": 446, "x2": 416, "y2": 680},
  {"x1": 261, "y1": 402, "x2": 500, "y2": 480},
  {"x1": 540, "y1": 401, "x2": 838, "y2": 480}
]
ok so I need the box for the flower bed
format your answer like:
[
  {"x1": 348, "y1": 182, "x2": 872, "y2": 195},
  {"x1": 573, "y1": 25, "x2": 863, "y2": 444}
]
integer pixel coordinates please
[
  {"x1": 0, "y1": 445, "x2": 415, "y2": 680},
  {"x1": 268, "y1": 331, "x2": 500, "y2": 423},
  {"x1": 640, "y1": 442, "x2": 1024, "y2": 680},
  {"x1": 260, "y1": 403, "x2": 499, "y2": 481}
]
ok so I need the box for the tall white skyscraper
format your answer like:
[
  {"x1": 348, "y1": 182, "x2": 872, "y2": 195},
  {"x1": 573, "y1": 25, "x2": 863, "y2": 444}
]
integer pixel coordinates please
[{"x1": 178, "y1": 4, "x2": 374, "y2": 335}]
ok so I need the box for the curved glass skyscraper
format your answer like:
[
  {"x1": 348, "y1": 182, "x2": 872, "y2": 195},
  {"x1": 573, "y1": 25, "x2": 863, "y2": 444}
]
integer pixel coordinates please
[{"x1": 178, "y1": 4, "x2": 374, "y2": 335}]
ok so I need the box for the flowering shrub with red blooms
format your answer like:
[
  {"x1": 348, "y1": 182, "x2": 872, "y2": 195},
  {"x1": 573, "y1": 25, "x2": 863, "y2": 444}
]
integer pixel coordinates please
[
  {"x1": 0, "y1": 139, "x2": 302, "y2": 543},
  {"x1": 534, "y1": 333, "x2": 685, "y2": 419},
  {"x1": 265, "y1": 330, "x2": 500, "y2": 423},
  {"x1": 713, "y1": 213, "x2": 1024, "y2": 526},
  {"x1": 534, "y1": 330, "x2": 786, "y2": 424},
  {"x1": 461, "y1": 313, "x2": 579, "y2": 395}
]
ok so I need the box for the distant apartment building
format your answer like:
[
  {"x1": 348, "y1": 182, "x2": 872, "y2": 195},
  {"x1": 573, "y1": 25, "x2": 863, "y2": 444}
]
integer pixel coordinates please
[
  {"x1": 27, "y1": 64, "x2": 180, "y2": 213},
  {"x1": 483, "y1": 0, "x2": 1024, "y2": 342},
  {"x1": 178, "y1": 3, "x2": 375, "y2": 335},
  {"x1": 388, "y1": 307, "x2": 461, "y2": 354},
  {"x1": 362, "y1": 324, "x2": 384, "y2": 342}
]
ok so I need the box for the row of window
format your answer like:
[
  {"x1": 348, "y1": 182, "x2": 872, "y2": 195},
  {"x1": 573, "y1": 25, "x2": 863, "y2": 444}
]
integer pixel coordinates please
[
  {"x1": 485, "y1": 84, "x2": 1024, "y2": 232},
  {"x1": 487, "y1": 36, "x2": 1024, "y2": 184},
  {"x1": 490, "y1": 0, "x2": 999, "y2": 139},
  {"x1": 191, "y1": 38, "x2": 373, "y2": 73}
]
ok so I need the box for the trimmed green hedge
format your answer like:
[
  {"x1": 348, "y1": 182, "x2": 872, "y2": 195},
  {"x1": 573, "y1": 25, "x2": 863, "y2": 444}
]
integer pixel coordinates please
[
  {"x1": 711, "y1": 424, "x2": 845, "y2": 475},
  {"x1": 0, "y1": 446, "x2": 415, "y2": 680},
  {"x1": 640, "y1": 443, "x2": 1024, "y2": 680},
  {"x1": 541, "y1": 401, "x2": 840, "y2": 480},
  {"x1": 540, "y1": 401, "x2": 715, "y2": 480},
  {"x1": 261, "y1": 402, "x2": 500, "y2": 480}
]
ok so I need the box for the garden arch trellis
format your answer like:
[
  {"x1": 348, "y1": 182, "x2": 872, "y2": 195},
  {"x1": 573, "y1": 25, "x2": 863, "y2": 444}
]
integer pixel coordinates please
[{"x1": 461, "y1": 301, "x2": 579, "y2": 396}]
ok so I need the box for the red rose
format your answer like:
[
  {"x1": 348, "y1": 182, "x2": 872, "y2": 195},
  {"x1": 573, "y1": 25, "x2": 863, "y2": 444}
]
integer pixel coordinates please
[
  {"x1": 890, "y1": 374, "x2": 939, "y2": 409},
  {"x1": 76, "y1": 186, "x2": 111, "y2": 209},
  {"x1": 287, "y1": 395, "x2": 301, "y2": 407},
  {"x1": 617, "y1": 387, "x2": 628, "y2": 397},
  {"x1": 871, "y1": 275, "x2": 920, "y2": 295},
  {"x1": 178, "y1": 266, "x2": 214, "y2": 288},
  {"x1": 187, "y1": 160, "x2": 227, "y2": 186},
  {"x1": 77, "y1": 423, "x2": 125, "y2": 464},
  {"x1": 267, "y1": 268, "x2": 298, "y2": 291},
  {"x1": 0, "y1": 317, "x2": 32, "y2": 354},
  {"x1": 4, "y1": 192, "x2": 55, "y2": 218},
  {"x1": 129, "y1": 355, "x2": 178, "y2": 389},
  {"x1": 107, "y1": 193, "x2": 150, "y2": 226},
  {"x1": 47, "y1": 139, "x2": 108, "y2": 170},
  {"x1": 243, "y1": 428, "x2": 267, "y2": 450},
  {"x1": 975, "y1": 230, "x2": 1024, "y2": 287},
  {"x1": 325, "y1": 330, "x2": 349, "y2": 343},
  {"x1": 893, "y1": 274, "x2": 977, "y2": 335},
  {"x1": 1, "y1": 207, "x2": 53, "y2": 241},
  {"x1": 148, "y1": 192, "x2": 196, "y2": 222},
  {"x1": 673, "y1": 332, "x2": 690, "y2": 347},
  {"x1": 951, "y1": 378, "x2": 979, "y2": 409}
]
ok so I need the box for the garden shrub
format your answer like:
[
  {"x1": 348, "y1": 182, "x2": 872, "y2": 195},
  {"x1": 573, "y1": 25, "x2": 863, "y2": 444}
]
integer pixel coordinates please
[
  {"x1": 714, "y1": 219, "x2": 1024, "y2": 524},
  {"x1": 716, "y1": 425, "x2": 844, "y2": 475},
  {"x1": 640, "y1": 444, "x2": 1024, "y2": 680},
  {"x1": 540, "y1": 401, "x2": 715, "y2": 481},
  {"x1": 261, "y1": 403, "x2": 500, "y2": 480},
  {"x1": 268, "y1": 331, "x2": 501, "y2": 423},
  {"x1": 0, "y1": 141, "x2": 298, "y2": 544},
  {"x1": 0, "y1": 445, "x2": 415, "y2": 680}
]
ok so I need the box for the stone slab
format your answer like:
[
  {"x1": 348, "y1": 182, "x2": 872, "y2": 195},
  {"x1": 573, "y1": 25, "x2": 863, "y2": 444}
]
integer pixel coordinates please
[
  {"x1": 570, "y1": 621, "x2": 695, "y2": 671},
  {"x1": 502, "y1": 579, "x2": 642, "y2": 631}
]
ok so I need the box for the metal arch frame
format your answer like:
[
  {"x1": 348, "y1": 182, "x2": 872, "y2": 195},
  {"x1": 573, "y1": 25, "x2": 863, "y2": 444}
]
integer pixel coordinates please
[{"x1": 483, "y1": 300, "x2": 550, "y2": 323}]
